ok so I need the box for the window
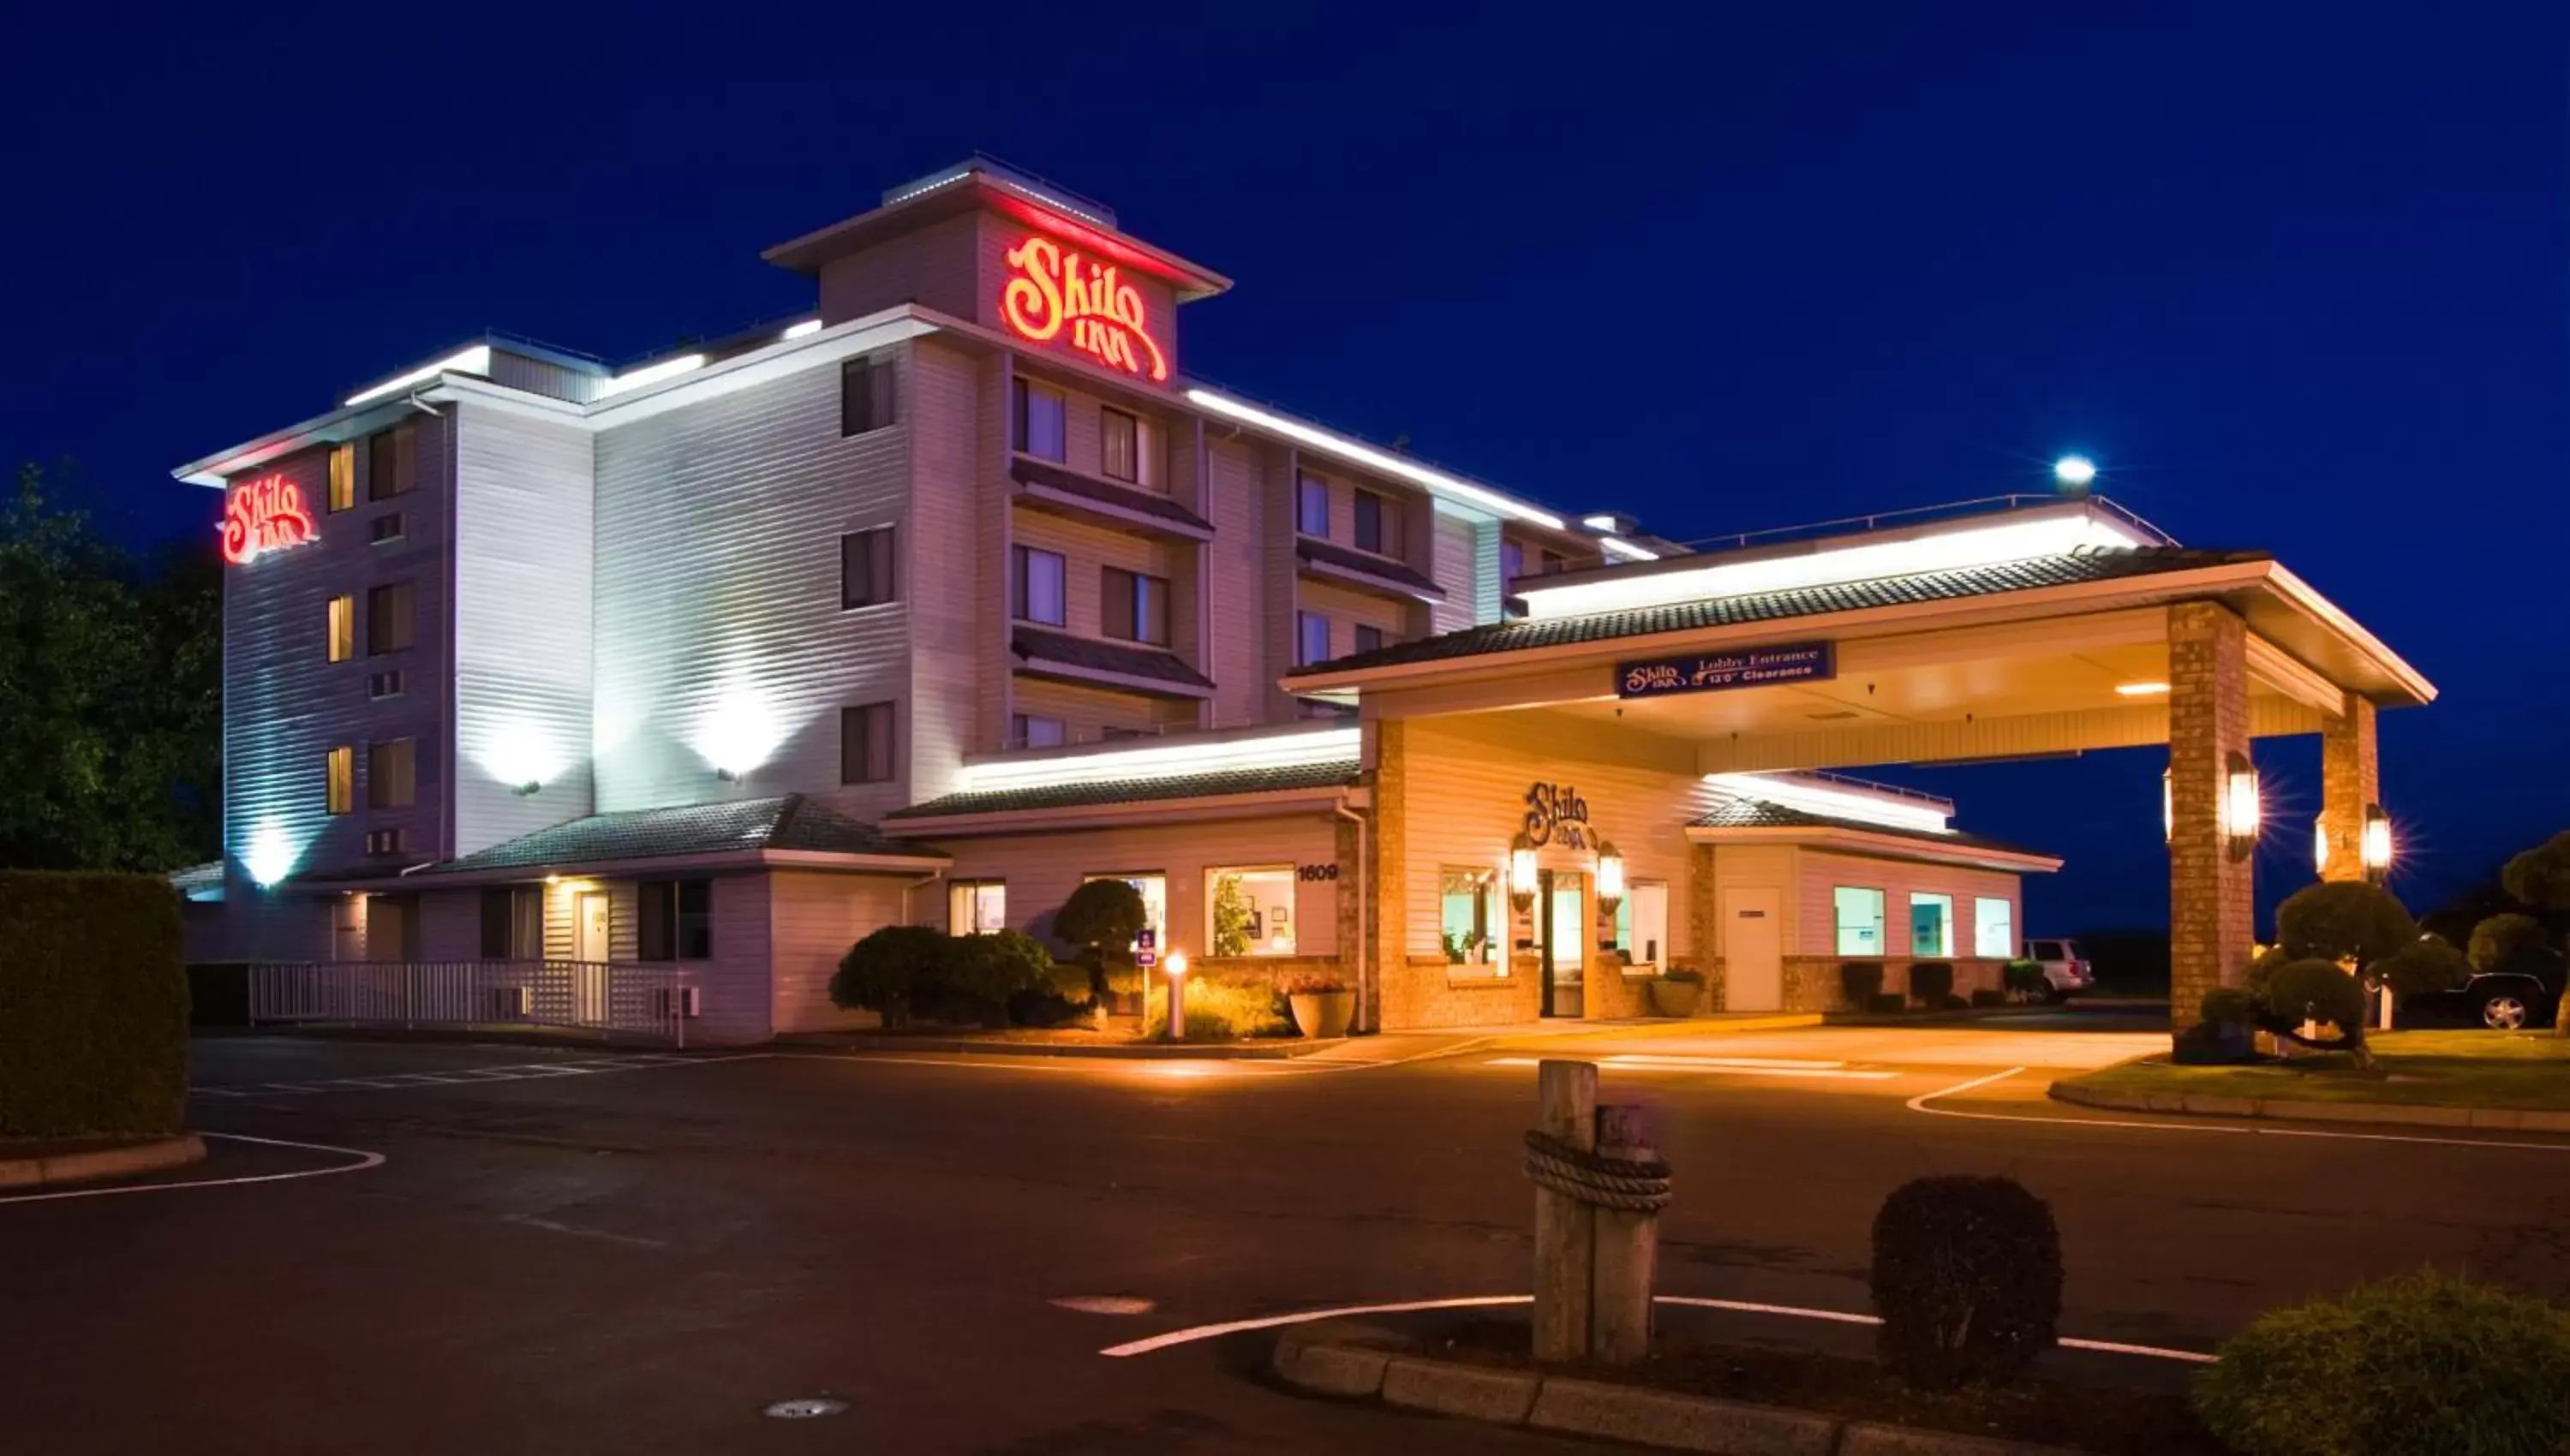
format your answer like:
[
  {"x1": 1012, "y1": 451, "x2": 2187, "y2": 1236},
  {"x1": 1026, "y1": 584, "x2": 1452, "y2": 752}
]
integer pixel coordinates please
[
  {"x1": 1207, "y1": 866, "x2": 1296, "y2": 957},
  {"x1": 368, "y1": 670, "x2": 404, "y2": 700},
  {"x1": 948, "y1": 881, "x2": 1007, "y2": 936},
  {"x1": 1974, "y1": 898, "x2": 2015, "y2": 959},
  {"x1": 479, "y1": 886, "x2": 543, "y2": 958},
  {"x1": 840, "y1": 526, "x2": 896, "y2": 609},
  {"x1": 365, "y1": 827, "x2": 408, "y2": 856},
  {"x1": 327, "y1": 443, "x2": 356, "y2": 512},
  {"x1": 1909, "y1": 892, "x2": 1954, "y2": 958},
  {"x1": 1295, "y1": 611, "x2": 1331, "y2": 666},
  {"x1": 840, "y1": 355, "x2": 896, "y2": 435},
  {"x1": 326, "y1": 595, "x2": 356, "y2": 663},
  {"x1": 1011, "y1": 713, "x2": 1066, "y2": 749},
  {"x1": 1295, "y1": 473, "x2": 1330, "y2": 535},
  {"x1": 366, "y1": 426, "x2": 412, "y2": 501},
  {"x1": 1084, "y1": 873, "x2": 1167, "y2": 950},
  {"x1": 639, "y1": 879, "x2": 713, "y2": 960},
  {"x1": 367, "y1": 738, "x2": 416, "y2": 809},
  {"x1": 1353, "y1": 489, "x2": 1401, "y2": 555},
  {"x1": 1012, "y1": 377, "x2": 1066, "y2": 461},
  {"x1": 1354, "y1": 624, "x2": 1385, "y2": 655},
  {"x1": 325, "y1": 746, "x2": 353, "y2": 815},
  {"x1": 841, "y1": 701, "x2": 895, "y2": 784},
  {"x1": 1616, "y1": 881, "x2": 1670, "y2": 969},
  {"x1": 369, "y1": 513, "x2": 404, "y2": 545},
  {"x1": 1502, "y1": 540, "x2": 1526, "y2": 582},
  {"x1": 1102, "y1": 567, "x2": 1169, "y2": 646},
  {"x1": 367, "y1": 582, "x2": 415, "y2": 655},
  {"x1": 1012, "y1": 546, "x2": 1067, "y2": 626},
  {"x1": 1440, "y1": 868, "x2": 1498, "y2": 966},
  {"x1": 1834, "y1": 886, "x2": 1886, "y2": 957},
  {"x1": 1100, "y1": 407, "x2": 1140, "y2": 482}
]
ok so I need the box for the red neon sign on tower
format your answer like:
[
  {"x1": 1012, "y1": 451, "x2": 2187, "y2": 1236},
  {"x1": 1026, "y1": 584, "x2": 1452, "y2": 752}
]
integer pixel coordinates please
[
  {"x1": 218, "y1": 474, "x2": 317, "y2": 565},
  {"x1": 999, "y1": 234, "x2": 1169, "y2": 382}
]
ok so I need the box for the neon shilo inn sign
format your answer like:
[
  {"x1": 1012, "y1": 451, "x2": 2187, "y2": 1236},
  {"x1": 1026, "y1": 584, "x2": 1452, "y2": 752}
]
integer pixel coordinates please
[
  {"x1": 1617, "y1": 642, "x2": 1835, "y2": 697},
  {"x1": 218, "y1": 473, "x2": 317, "y2": 565},
  {"x1": 999, "y1": 233, "x2": 1169, "y2": 382}
]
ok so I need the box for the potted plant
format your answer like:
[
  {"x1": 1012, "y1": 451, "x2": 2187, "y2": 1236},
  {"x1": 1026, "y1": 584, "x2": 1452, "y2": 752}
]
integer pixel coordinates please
[
  {"x1": 1283, "y1": 975, "x2": 1354, "y2": 1038},
  {"x1": 1647, "y1": 966, "x2": 1704, "y2": 1017}
]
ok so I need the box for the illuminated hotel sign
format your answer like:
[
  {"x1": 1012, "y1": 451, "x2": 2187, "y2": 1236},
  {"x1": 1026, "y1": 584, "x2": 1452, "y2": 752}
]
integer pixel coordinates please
[
  {"x1": 218, "y1": 474, "x2": 317, "y2": 565},
  {"x1": 1617, "y1": 642, "x2": 1835, "y2": 698},
  {"x1": 999, "y1": 233, "x2": 1169, "y2": 382}
]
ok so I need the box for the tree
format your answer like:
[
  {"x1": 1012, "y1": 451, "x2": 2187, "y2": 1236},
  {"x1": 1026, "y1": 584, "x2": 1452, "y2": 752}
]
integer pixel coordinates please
[
  {"x1": 1209, "y1": 874, "x2": 1252, "y2": 958},
  {"x1": 2274, "y1": 881, "x2": 2418, "y2": 973},
  {"x1": 2500, "y1": 833, "x2": 2570, "y2": 1034},
  {"x1": 0, "y1": 463, "x2": 220, "y2": 871},
  {"x1": 1055, "y1": 879, "x2": 1148, "y2": 1001},
  {"x1": 2469, "y1": 913, "x2": 2548, "y2": 974},
  {"x1": 2247, "y1": 882, "x2": 2422, "y2": 1067}
]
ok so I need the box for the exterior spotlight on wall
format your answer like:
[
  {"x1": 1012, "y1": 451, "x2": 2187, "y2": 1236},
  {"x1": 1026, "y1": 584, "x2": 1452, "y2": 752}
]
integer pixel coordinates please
[
  {"x1": 2361, "y1": 803, "x2": 2394, "y2": 884},
  {"x1": 1594, "y1": 838, "x2": 1626, "y2": 912},
  {"x1": 1163, "y1": 951, "x2": 1189, "y2": 1040},
  {"x1": 2053, "y1": 455, "x2": 2097, "y2": 491},
  {"x1": 2224, "y1": 752, "x2": 2261, "y2": 862},
  {"x1": 2312, "y1": 816, "x2": 2330, "y2": 876},
  {"x1": 2161, "y1": 767, "x2": 2173, "y2": 844},
  {"x1": 1509, "y1": 832, "x2": 1540, "y2": 912}
]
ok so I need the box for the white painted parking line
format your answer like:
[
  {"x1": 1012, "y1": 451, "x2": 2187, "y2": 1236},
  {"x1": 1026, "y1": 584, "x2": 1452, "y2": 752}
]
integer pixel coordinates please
[
  {"x1": 1606, "y1": 1054, "x2": 1849, "y2": 1071},
  {"x1": 1909, "y1": 1066, "x2": 2570, "y2": 1154}
]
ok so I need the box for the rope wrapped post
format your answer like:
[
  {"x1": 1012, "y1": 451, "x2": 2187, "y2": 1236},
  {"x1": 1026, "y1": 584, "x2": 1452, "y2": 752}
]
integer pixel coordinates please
[
  {"x1": 1531, "y1": 1059, "x2": 1596, "y2": 1361},
  {"x1": 1590, "y1": 1103, "x2": 1659, "y2": 1363}
]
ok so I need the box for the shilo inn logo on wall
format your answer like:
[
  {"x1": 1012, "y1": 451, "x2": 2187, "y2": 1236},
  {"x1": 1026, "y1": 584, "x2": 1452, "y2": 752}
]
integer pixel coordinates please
[
  {"x1": 1523, "y1": 782, "x2": 1593, "y2": 850},
  {"x1": 999, "y1": 233, "x2": 1169, "y2": 381},
  {"x1": 1617, "y1": 641, "x2": 1835, "y2": 698}
]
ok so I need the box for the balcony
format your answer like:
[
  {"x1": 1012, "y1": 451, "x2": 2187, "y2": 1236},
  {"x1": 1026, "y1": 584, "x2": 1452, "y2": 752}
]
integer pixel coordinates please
[
  {"x1": 1010, "y1": 625, "x2": 1214, "y2": 701},
  {"x1": 1011, "y1": 456, "x2": 1213, "y2": 543},
  {"x1": 1295, "y1": 535, "x2": 1446, "y2": 606}
]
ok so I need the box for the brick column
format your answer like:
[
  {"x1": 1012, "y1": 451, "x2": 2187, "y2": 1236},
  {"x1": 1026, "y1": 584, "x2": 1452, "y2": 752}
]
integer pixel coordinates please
[
  {"x1": 2167, "y1": 602, "x2": 2256, "y2": 1031},
  {"x1": 1687, "y1": 843, "x2": 1720, "y2": 1006},
  {"x1": 1363, "y1": 718, "x2": 1409, "y2": 1033},
  {"x1": 2317, "y1": 693, "x2": 2380, "y2": 884}
]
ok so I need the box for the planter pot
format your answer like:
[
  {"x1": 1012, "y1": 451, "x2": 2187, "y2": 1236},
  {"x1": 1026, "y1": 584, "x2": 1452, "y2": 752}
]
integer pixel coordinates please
[
  {"x1": 1647, "y1": 979, "x2": 1703, "y2": 1018},
  {"x1": 1288, "y1": 990, "x2": 1354, "y2": 1039}
]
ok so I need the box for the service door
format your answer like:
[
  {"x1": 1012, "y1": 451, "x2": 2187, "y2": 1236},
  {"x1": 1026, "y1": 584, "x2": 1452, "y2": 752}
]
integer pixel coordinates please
[{"x1": 1722, "y1": 887, "x2": 1784, "y2": 1011}]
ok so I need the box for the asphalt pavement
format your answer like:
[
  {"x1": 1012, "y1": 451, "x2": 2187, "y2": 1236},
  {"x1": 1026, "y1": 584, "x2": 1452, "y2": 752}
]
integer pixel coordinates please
[{"x1": 10, "y1": 1007, "x2": 2570, "y2": 1454}]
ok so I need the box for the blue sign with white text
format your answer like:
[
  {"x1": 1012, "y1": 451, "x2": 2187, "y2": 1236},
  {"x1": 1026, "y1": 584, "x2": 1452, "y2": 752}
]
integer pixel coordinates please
[{"x1": 1616, "y1": 642, "x2": 1836, "y2": 698}]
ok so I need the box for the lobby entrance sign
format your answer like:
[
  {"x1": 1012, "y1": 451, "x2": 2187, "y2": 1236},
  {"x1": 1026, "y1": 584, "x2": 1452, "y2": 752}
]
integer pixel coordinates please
[{"x1": 1617, "y1": 642, "x2": 1834, "y2": 698}]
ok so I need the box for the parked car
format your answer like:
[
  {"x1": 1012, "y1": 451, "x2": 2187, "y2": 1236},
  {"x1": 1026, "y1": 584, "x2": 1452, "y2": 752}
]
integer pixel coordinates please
[
  {"x1": 2401, "y1": 946, "x2": 2565, "y2": 1030},
  {"x1": 2020, "y1": 938, "x2": 2095, "y2": 1001}
]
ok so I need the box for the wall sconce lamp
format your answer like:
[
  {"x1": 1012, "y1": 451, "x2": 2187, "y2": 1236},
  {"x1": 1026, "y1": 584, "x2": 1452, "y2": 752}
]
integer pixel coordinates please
[
  {"x1": 2312, "y1": 816, "x2": 2330, "y2": 877},
  {"x1": 1594, "y1": 838, "x2": 1626, "y2": 912},
  {"x1": 2161, "y1": 768, "x2": 2173, "y2": 844},
  {"x1": 1509, "y1": 832, "x2": 1539, "y2": 913},
  {"x1": 2361, "y1": 803, "x2": 2394, "y2": 884},
  {"x1": 2224, "y1": 751, "x2": 2260, "y2": 862}
]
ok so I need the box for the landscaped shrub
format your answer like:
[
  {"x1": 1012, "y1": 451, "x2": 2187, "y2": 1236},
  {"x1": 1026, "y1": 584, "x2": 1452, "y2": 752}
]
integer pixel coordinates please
[
  {"x1": 1969, "y1": 988, "x2": 2006, "y2": 1007},
  {"x1": 942, "y1": 928, "x2": 1055, "y2": 1022},
  {"x1": 2002, "y1": 958, "x2": 2047, "y2": 997},
  {"x1": 2260, "y1": 958, "x2": 2367, "y2": 1033},
  {"x1": 0, "y1": 871, "x2": 188, "y2": 1138},
  {"x1": 1055, "y1": 879, "x2": 1148, "y2": 1001},
  {"x1": 1909, "y1": 962, "x2": 1955, "y2": 1005},
  {"x1": 2200, "y1": 985, "x2": 2261, "y2": 1027},
  {"x1": 1868, "y1": 992, "x2": 1907, "y2": 1014},
  {"x1": 1870, "y1": 1175, "x2": 2062, "y2": 1390},
  {"x1": 2468, "y1": 912, "x2": 2547, "y2": 974},
  {"x1": 2373, "y1": 934, "x2": 2470, "y2": 1000},
  {"x1": 1840, "y1": 961, "x2": 1885, "y2": 1006},
  {"x1": 1143, "y1": 976, "x2": 1291, "y2": 1039},
  {"x1": 831, "y1": 925, "x2": 950, "y2": 1026},
  {"x1": 2192, "y1": 1268, "x2": 2570, "y2": 1456}
]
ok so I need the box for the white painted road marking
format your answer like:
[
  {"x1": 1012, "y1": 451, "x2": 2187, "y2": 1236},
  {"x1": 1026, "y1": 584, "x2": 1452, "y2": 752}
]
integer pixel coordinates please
[
  {"x1": 0, "y1": 1131, "x2": 385, "y2": 1206},
  {"x1": 1909, "y1": 1066, "x2": 2570, "y2": 1154},
  {"x1": 1098, "y1": 1292, "x2": 2214, "y2": 1364}
]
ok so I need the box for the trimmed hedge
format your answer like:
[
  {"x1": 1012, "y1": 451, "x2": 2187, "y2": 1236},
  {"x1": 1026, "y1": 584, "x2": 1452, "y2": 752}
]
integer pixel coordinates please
[
  {"x1": 1840, "y1": 961, "x2": 1885, "y2": 1005},
  {"x1": 1871, "y1": 1174, "x2": 2062, "y2": 1389},
  {"x1": 0, "y1": 871, "x2": 188, "y2": 1138},
  {"x1": 1910, "y1": 962, "x2": 1956, "y2": 1004}
]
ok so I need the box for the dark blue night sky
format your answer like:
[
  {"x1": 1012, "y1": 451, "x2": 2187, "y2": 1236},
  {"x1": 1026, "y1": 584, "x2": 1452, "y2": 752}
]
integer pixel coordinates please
[{"x1": 6, "y1": 3, "x2": 2563, "y2": 931}]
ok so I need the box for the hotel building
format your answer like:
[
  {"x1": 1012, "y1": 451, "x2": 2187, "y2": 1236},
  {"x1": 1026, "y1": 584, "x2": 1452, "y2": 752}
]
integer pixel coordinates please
[{"x1": 177, "y1": 160, "x2": 2430, "y2": 1041}]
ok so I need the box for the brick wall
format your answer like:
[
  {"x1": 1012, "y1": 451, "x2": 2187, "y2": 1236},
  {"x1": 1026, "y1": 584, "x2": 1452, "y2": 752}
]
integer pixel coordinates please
[{"x1": 2167, "y1": 601, "x2": 2256, "y2": 1027}]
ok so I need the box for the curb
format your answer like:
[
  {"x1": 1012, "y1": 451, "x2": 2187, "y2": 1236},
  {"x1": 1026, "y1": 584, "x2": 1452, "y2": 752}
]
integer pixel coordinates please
[
  {"x1": 780, "y1": 1035, "x2": 1345, "y2": 1061},
  {"x1": 2048, "y1": 1080, "x2": 2570, "y2": 1133},
  {"x1": 0, "y1": 1133, "x2": 207, "y2": 1190},
  {"x1": 1273, "y1": 1338, "x2": 2079, "y2": 1456}
]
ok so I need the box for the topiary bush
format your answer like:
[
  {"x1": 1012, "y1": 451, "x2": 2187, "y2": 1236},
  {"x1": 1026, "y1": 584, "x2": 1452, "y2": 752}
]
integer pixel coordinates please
[
  {"x1": 2468, "y1": 913, "x2": 2547, "y2": 974},
  {"x1": 1870, "y1": 1175, "x2": 2062, "y2": 1389},
  {"x1": 2373, "y1": 934, "x2": 2470, "y2": 999},
  {"x1": 2201, "y1": 985, "x2": 2261, "y2": 1027},
  {"x1": 2262, "y1": 958, "x2": 2367, "y2": 1032},
  {"x1": 2192, "y1": 1268, "x2": 2570, "y2": 1456},
  {"x1": 942, "y1": 928, "x2": 1055, "y2": 1023},
  {"x1": 0, "y1": 871, "x2": 188, "y2": 1138},
  {"x1": 831, "y1": 924, "x2": 951, "y2": 1027},
  {"x1": 1055, "y1": 879, "x2": 1149, "y2": 1002},
  {"x1": 1909, "y1": 962, "x2": 1955, "y2": 1005},
  {"x1": 1841, "y1": 961, "x2": 1885, "y2": 1006}
]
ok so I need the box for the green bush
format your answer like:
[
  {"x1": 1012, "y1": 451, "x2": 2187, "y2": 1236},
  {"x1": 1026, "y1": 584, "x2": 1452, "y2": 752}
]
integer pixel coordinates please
[
  {"x1": 831, "y1": 925, "x2": 950, "y2": 1026},
  {"x1": 2193, "y1": 1268, "x2": 2570, "y2": 1456},
  {"x1": 1868, "y1": 992, "x2": 1907, "y2": 1014},
  {"x1": 2275, "y1": 881, "x2": 2417, "y2": 976},
  {"x1": 1840, "y1": 961, "x2": 1885, "y2": 1005},
  {"x1": 1909, "y1": 962, "x2": 1955, "y2": 1004},
  {"x1": 944, "y1": 929, "x2": 1055, "y2": 1021},
  {"x1": 1055, "y1": 879, "x2": 1148, "y2": 1000},
  {"x1": 2468, "y1": 913, "x2": 2547, "y2": 974},
  {"x1": 2002, "y1": 958, "x2": 2047, "y2": 994},
  {"x1": 1143, "y1": 976, "x2": 1290, "y2": 1040},
  {"x1": 2261, "y1": 958, "x2": 2367, "y2": 1031},
  {"x1": 2374, "y1": 934, "x2": 2469, "y2": 997},
  {"x1": 1870, "y1": 1174, "x2": 2062, "y2": 1389},
  {"x1": 0, "y1": 871, "x2": 188, "y2": 1137},
  {"x1": 2201, "y1": 985, "x2": 2262, "y2": 1027}
]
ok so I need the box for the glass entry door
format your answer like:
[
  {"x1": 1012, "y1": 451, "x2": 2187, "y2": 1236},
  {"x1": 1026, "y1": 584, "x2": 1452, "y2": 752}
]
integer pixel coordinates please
[{"x1": 1538, "y1": 871, "x2": 1586, "y2": 1018}]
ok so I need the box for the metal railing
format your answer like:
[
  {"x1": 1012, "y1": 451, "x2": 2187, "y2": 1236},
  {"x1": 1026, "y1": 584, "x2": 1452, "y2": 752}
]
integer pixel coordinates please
[{"x1": 248, "y1": 961, "x2": 693, "y2": 1047}]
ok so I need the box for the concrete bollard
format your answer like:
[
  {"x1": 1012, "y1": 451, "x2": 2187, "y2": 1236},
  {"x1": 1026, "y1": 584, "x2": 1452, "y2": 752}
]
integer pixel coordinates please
[
  {"x1": 1532, "y1": 1059, "x2": 1598, "y2": 1362},
  {"x1": 1589, "y1": 1102, "x2": 1659, "y2": 1364}
]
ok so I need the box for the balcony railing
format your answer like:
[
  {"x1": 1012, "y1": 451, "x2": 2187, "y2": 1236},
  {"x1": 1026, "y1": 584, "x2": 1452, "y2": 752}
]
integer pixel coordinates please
[{"x1": 247, "y1": 960, "x2": 695, "y2": 1046}]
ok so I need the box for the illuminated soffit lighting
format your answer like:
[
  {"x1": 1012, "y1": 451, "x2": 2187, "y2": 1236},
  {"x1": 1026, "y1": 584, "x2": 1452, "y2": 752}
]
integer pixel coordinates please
[
  {"x1": 344, "y1": 345, "x2": 493, "y2": 408},
  {"x1": 1181, "y1": 390, "x2": 1565, "y2": 530},
  {"x1": 2114, "y1": 681, "x2": 2172, "y2": 696},
  {"x1": 596, "y1": 353, "x2": 708, "y2": 398},
  {"x1": 781, "y1": 319, "x2": 823, "y2": 340},
  {"x1": 1705, "y1": 773, "x2": 1953, "y2": 836},
  {"x1": 959, "y1": 726, "x2": 1360, "y2": 793}
]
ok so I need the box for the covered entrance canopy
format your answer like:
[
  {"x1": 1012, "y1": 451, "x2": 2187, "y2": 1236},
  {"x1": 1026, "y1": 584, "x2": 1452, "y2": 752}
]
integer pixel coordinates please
[{"x1": 1286, "y1": 498, "x2": 2434, "y2": 1029}]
